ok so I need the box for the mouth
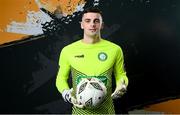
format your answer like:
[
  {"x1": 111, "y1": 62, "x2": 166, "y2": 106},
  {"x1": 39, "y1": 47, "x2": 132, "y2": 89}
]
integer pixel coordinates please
[{"x1": 89, "y1": 29, "x2": 96, "y2": 32}]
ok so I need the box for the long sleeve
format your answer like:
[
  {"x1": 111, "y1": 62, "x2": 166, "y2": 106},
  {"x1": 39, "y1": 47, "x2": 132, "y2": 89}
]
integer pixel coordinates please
[
  {"x1": 56, "y1": 48, "x2": 71, "y2": 93},
  {"x1": 113, "y1": 47, "x2": 128, "y2": 87}
]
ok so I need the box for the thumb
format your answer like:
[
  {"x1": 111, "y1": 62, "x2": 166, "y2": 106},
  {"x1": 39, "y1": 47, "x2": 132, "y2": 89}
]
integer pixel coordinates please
[
  {"x1": 111, "y1": 89, "x2": 117, "y2": 97},
  {"x1": 71, "y1": 96, "x2": 84, "y2": 108}
]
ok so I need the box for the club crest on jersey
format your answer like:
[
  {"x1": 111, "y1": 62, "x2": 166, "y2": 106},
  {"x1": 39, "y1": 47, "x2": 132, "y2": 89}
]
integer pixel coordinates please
[{"x1": 98, "y1": 52, "x2": 107, "y2": 61}]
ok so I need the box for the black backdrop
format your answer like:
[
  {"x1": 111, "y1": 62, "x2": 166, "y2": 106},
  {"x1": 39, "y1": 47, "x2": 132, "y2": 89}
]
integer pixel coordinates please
[{"x1": 0, "y1": 0, "x2": 180, "y2": 113}]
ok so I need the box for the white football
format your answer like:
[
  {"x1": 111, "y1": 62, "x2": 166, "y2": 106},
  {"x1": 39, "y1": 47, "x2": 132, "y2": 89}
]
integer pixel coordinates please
[{"x1": 76, "y1": 78, "x2": 107, "y2": 108}]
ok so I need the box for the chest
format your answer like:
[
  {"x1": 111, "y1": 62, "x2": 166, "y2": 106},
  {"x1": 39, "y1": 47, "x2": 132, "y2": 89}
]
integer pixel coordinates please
[{"x1": 68, "y1": 48, "x2": 117, "y2": 71}]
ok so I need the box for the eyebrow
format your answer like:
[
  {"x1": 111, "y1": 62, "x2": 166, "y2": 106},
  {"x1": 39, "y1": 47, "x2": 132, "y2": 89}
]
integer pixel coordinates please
[
  {"x1": 83, "y1": 18, "x2": 100, "y2": 21},
  {"x1": 94, "y1": 19, "x2": 100, "y2": 21},
  {"x1": 84, "y1": 19, "x2": 91, "y2": 21}
]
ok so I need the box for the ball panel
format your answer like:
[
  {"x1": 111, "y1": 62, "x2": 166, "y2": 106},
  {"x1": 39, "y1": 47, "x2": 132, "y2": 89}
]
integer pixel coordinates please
[
  {"x1": 78, "y1": 82, "x2": 87, "y2": 94},
  {"x1": 85, "y1": 98, "x2": 93, "y2": 107},
  {"x1": 90, "y1": 82, "x2": 103, "y2": 91}
]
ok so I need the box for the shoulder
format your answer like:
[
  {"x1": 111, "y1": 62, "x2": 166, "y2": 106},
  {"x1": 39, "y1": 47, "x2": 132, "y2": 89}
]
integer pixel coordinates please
[
  {"x1": 61, "y1": 40, "x2": 81, "y2": 52},
  {"x1": 102, "y1": 39, "x2": 124, "y2": 56},
  {"x1": 102, "y1": 39, "x2": 122, "y2": 50}
]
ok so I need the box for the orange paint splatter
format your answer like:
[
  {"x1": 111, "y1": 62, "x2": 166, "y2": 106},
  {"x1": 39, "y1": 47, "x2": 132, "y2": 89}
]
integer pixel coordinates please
[{"x1": 0, "y1": 0, "x2": 86, "y2": 45}]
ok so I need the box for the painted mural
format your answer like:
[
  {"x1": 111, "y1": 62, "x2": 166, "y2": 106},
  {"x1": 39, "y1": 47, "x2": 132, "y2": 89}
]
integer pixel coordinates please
[
  {"x1": 0, "y1": 0, "x2": 179, "y2": 114},
  {"x1": 0, "y1": 0, "x2": 94, "y2": 45}
]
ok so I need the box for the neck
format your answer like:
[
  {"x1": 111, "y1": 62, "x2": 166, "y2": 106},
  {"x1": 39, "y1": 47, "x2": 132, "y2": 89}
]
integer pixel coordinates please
[{"x1": 82, "y1": 34, "x2": 101, "y2": 44}]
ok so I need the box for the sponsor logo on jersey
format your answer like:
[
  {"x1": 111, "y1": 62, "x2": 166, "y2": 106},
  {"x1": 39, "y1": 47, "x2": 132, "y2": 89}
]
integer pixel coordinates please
[
  {"x1": 76, "y1": 76, "x2": 108, "y2": 86},
  {"x1": 98, "y1": 52, "x2": 107, "y2": 61},
  {"x1": 74, "y1": 54, "x2": 84, "y2": 58}
]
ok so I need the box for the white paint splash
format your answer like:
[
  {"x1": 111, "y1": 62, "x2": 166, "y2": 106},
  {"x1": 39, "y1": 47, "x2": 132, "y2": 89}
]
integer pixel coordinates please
[
  {"x1": 5, "y1": 3, "x2": 86, "y2": 35},
  {"x1": 94, "y1": 0, "x2": 100, "y2": 6},
  {"x1": 75, "y1": 3, "x2": 85, "y2": 12},
  {"x1": 6, "y1": 10, "x2": 53, "y2": 35},
  {"x1": 5, "y1": 0, "x2": 99, "y2": 35}
]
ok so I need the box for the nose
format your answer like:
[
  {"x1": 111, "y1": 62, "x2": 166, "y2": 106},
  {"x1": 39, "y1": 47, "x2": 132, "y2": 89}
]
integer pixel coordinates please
[{"x1": 90, "y1": 21, "x2": 96, "y2": 27}]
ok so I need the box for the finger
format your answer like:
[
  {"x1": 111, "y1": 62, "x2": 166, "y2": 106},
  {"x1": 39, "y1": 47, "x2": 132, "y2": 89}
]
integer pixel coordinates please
[
  {"x1": 111, "y1": 93, "x2": 117, "y2": 99},
  {"x1": 71, "y1": 96, "x2": 77, "y2": 104},
  {"x1": 111, "y1": 91, "x2": 115, "y2": 97},
  {"x1": 70, "y1": 88, "x2": 73, "y2": 92},
  {"x1": 111, "y1": 90, "x2": 121, "y2": 99},
  {"x1": 112, "y1": 94, "x2": 119, "y2": 99},
  {"x1": 112, "y1": 90, "x2": 119, "y2": 96},
  {"x1": 74, "y1": 103, "x2": 84, "y2": 108},
  {"x1": 71, "y1": 96, "x2": 84, "y2": 108}
]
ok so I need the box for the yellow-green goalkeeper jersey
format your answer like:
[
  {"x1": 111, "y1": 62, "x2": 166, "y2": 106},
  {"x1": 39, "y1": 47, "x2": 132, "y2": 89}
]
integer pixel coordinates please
[{"x1": 56, "y1": 38, "x2": 128, "y2": 114}]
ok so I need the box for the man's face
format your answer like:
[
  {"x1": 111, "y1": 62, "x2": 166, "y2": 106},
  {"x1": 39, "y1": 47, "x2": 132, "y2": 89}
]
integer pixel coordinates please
[{"x1": 81, "y1": 12, "x2": 103, "y2": 37}]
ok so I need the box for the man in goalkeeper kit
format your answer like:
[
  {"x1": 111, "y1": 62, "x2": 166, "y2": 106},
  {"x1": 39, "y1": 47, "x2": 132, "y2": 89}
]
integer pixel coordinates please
[{"x1": 56, "y1": 7, "x2": 129, "y2": 114}]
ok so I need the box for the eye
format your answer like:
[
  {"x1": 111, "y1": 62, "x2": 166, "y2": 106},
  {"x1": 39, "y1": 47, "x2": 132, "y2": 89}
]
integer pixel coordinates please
[
  {"x1": 94, "y1": 19, "x2": 100, "y2": 23},
  {"x1": 84, "y1": 19, "x2": 90, "y2": 23}
]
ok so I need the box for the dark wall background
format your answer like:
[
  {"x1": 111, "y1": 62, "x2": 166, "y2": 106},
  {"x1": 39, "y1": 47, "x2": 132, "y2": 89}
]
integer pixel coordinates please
[{"x1": 0, "y1": 0, "x2": 179, "y2": 113}]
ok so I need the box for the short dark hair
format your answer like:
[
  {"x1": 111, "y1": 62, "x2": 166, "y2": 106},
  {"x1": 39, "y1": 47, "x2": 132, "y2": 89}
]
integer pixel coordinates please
[{"x1": 81, "y1": 7, "x2": 103, "y2": 18}]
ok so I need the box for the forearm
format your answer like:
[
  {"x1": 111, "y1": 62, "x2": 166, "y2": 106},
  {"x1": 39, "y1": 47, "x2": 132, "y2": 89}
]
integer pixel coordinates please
[
  {"x1": 56, "y1": 76, "x2": 70, "y2": 93},
  {"x1": 56, "y1": 66, "x2": 70, "y2": 93},
  {"x1": 111, "y1": 72, "x2": 128, "y2": 99},
  {"x1": 115, "y1": 73, "x2": 128, "y2": 87}
]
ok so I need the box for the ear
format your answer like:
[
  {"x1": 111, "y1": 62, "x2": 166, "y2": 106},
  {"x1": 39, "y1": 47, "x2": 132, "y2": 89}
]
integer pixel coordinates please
[
  {"x1": 80, "y1": 21, "x2": 84, "y2": 29},
  {"x1": 101, "y1": 22, "x2": 104, "y2": 30}
]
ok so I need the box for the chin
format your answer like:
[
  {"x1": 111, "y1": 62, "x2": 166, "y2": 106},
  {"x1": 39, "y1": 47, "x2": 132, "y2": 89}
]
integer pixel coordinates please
[{"x1": 90, "y1": 32, "x2": 98, "y2": 36}]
